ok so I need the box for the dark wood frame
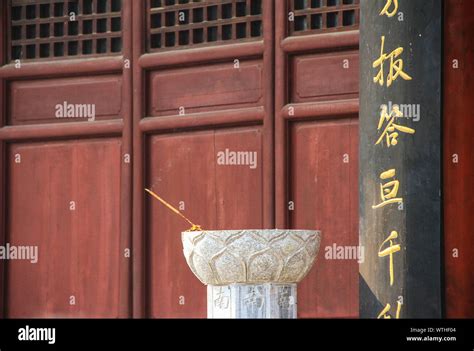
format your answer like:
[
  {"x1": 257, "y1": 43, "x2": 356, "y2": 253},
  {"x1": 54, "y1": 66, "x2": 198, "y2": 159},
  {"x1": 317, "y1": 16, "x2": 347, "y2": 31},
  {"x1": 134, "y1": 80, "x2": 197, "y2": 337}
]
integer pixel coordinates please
[{"x1": 0, "y1": 0, "x2": 6, "y2": 318}]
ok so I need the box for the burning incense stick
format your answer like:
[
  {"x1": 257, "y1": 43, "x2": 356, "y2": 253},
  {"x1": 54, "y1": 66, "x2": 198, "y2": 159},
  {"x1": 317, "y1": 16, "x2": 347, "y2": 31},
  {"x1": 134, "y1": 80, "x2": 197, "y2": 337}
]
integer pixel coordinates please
[{"x1": 144, "y1": 188, "x2": 202, "y2": 232}]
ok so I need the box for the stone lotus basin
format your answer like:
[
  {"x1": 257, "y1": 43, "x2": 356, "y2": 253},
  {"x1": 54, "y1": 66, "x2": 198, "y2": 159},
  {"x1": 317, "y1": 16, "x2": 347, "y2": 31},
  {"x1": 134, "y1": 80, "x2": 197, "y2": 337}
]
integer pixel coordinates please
[{"x1": 181, "y1": 229, "x2": 321, "y2": 286}]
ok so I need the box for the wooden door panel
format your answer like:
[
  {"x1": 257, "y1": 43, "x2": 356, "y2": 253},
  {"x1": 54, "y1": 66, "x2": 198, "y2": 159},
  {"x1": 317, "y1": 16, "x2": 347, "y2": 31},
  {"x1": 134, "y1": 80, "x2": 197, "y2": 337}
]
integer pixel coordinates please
[
  {"x1": 289, "y1": 119, "x2": 358, "y2": 318},
  {"x1": 291, "y1": 51, "x2": 359, "y2": 103},
  {"x1": 6, "y1": 138, "x2": 122, "y2": 318},
  {"x1": 147, "y1": 131, "x2": 213, "y2": 318},
  {"x1": 147, "y1": 60, "x2": 264, "y2": 117},
  {"x1": 214, "y1": 128, "x2": 263, "y2": 229},
  {"x1": 9, "y1": 75, "x2": 123, "y2": 125},
  {"x1": 146, "y1": 127, "x2": 264, "y2": 318}
]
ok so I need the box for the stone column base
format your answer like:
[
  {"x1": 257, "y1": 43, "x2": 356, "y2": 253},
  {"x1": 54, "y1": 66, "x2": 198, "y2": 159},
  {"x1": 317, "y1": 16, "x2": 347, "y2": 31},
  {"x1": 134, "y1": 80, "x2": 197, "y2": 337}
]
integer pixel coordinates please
[{"x1": 207, "y1": 283, "x2": 297, "y2": 319}]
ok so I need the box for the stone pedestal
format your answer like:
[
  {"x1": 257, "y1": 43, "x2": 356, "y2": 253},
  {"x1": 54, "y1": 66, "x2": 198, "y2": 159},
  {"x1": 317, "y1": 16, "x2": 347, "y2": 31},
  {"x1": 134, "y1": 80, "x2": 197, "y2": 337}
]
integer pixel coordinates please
[
  {"x1": 181, "y1": 229, "x2": 321, "y2": 319},
  {"x1": 208, "y1": 284, "x2": 297, "y2": 319}
]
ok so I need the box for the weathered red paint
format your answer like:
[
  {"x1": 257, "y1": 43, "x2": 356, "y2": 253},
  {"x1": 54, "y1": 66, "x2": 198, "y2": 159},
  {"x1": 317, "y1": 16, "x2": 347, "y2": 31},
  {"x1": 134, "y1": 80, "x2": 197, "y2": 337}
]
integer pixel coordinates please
[
  {"x1": 275, "y1": 0, "x2": 360, "y2": 317},
  {"x1": 290, "y1": 119, "x2": 359, "y2": 318},
  {"x1": 7, "y1": 139, "x2": 122, "y2": 317},
  {"x1": 9, "y1": 75, "x2": 122, "y2": 125},
  {"x1": 146, "y1": 128, "x2": 264, "y2": 318},
  {"x1": 443, "y1": 0, "x2": 474, "y2": 318},
  {"x1": 147, "y1": 62, "x2": 263, "y2": 117}
]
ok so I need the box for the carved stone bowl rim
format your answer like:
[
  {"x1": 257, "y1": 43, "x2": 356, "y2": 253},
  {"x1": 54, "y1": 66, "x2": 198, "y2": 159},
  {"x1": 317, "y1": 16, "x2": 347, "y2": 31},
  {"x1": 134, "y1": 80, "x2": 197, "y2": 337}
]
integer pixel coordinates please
[{"x1": 182, "y1": 229, "x2": 321, "y2": 235}]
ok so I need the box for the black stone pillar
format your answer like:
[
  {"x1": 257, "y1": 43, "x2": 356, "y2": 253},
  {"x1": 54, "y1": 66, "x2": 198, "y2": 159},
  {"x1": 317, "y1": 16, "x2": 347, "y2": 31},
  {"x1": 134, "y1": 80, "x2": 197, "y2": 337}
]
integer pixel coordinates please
[{"x1": 359, "y1": 0, "x2": 442, "y2": 318}]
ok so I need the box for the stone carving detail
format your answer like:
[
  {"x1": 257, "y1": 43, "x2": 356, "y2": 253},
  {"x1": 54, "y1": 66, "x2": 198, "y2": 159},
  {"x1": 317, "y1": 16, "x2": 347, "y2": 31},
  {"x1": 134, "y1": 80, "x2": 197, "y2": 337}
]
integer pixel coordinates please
[
  {"x1": 207, "y1": 283, "x2": 297, "y2": 319},
  {"x1": 241, "y1": 285, "x2": 266, "y2": 318},
  {"x1": 182, "y1": 230, "x2": 321, "y2": 286}
]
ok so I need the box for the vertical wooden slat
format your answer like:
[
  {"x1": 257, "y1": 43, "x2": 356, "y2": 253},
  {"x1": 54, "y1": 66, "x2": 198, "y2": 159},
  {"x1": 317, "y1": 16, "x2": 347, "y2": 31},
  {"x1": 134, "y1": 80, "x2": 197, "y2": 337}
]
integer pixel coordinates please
[
  {"x1": 263, "y1": 0, "x2": 274, "y2": 228},
  {"x1": 0, "y1": 0, "x2": 6, "y2": 318},
  {"x1": 7, "y1": 0, "x2": 14, "y2": 62},
  {"x1": 120, "y1": 0, "x2": 133, "y2": 318},
  {"x1": 275, "y1": 0, "x2": 288, "y2": 228},
  {"x1": 132, "y1": 0, "x2": 145, "y2": 318},
  {"x1": 444, "y1": 0, "x2": 474, "y2": 318}
]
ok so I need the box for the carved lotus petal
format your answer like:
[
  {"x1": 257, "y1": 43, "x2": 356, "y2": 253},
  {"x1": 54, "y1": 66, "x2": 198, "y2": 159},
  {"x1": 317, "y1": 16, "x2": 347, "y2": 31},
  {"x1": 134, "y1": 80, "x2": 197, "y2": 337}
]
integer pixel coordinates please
[
  {"x1": 189, "y1": 253, "x2": 214, "y2": 285},
  {"x1": 304, "y1": 234, "x2": 321, "y2": 257},
  {"x1": 212, "y1": 249, "x2": 246, "y2": 285},
  {"x1": 194, "y1": 233, "x2": 225, "y2": 258},
  {"x1": 271, "y1": 234, "x2": 304, "y2": 258},
  {"x1": 247, "y1": 250, "x2": 282, "y2": 282},
  {"x1": 279, "y1": 248, "x2": 309, "y2": 282}
]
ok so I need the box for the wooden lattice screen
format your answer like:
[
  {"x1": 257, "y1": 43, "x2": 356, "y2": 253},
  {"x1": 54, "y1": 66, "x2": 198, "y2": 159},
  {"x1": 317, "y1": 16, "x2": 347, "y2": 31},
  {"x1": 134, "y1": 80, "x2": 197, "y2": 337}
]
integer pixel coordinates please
[
  {"x1": 147, "y1": 0, "x2": 263, "y2": 52},
  {"x1": 9, "y1": 0, "x2": 122, "y2": 62},
  {"x1": 288, "y1": 0, "x2": 359, "y2": 36}
]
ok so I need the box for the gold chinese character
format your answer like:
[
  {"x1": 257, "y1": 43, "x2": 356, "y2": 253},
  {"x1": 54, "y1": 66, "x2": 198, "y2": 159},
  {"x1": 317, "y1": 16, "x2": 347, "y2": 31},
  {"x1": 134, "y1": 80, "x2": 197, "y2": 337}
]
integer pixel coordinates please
[
  {"x1": 380, "y1": 0, "x2": 398, "y2": 17},
  {"x1": 378, "y1": 230, "x2": 401, "y2": 286},
  {"x1": 378, "y1": 301, "x2": 402, "y2": 319},
  {"x1": 376, "y1": 104, "x2": 415, "y2": 147},
  {"x1": 373, "y1": 36, "x2": 412, "y2": 87},
  {"x1": 372, "y1": 169, "x2": 403, "y2": 209}
]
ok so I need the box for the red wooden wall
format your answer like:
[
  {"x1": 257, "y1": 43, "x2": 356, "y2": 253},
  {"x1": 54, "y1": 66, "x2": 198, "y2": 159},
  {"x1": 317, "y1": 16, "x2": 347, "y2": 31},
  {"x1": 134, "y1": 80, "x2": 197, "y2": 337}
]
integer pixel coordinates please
[
  {"x1": 146, "y1": 128, "x2": 265, "y2": 317},
  {"x1": 0, "y1": 0, "x2": 364, "y2": 319},
  {"x1": 290, "y1": 120, "x2": 358, "y2": 317},
  {"x1": 7, "y1": 139, "x2": 122, "y2": 317},
  {"x1": 275, "y1": 2, "x2": 360, "y2": 318},
  {"x1": 443, "y1": 0, "x2": 474, "y2": 318}
]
